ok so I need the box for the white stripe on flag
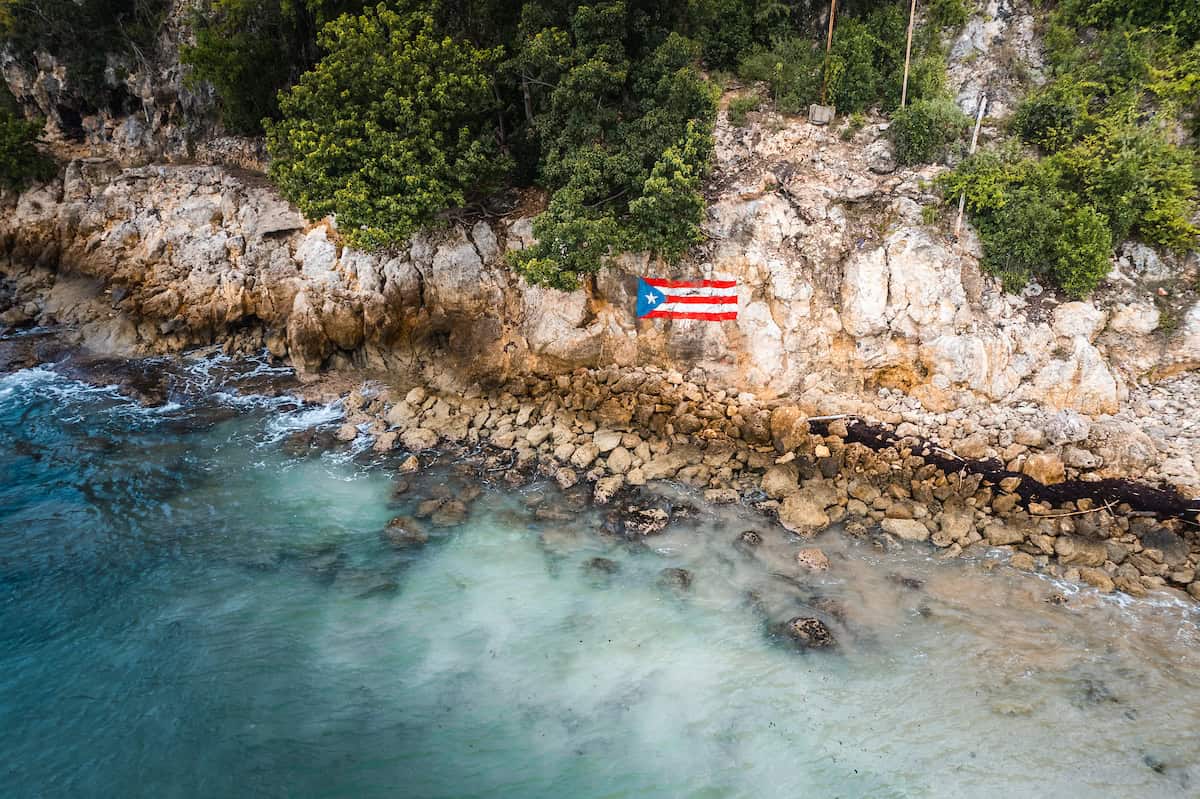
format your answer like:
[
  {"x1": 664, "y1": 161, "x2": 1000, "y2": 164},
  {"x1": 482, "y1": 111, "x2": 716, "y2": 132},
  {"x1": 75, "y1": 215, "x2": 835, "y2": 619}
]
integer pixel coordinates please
[
  {"x1": 656, "y1": 302, "x2": 739, "y2": 315},
  {"x1": 660, "y1": 286, "x2": 738, "y2": 298}
]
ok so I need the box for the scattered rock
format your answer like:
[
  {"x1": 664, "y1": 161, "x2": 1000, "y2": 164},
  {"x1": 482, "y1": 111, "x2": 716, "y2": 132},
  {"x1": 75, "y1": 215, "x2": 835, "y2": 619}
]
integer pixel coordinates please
[
  {"x1": 657, "y1": 567, "x2": 693, "y2": 591},
  {"x1": 1079, "y1": 566, "x2": 1115, "y2": 593},
  {"x1": 775, "y1": 616, "x2": 836, "y2": 649},
  {"x1": 1023, "y1": 452, "x2": 1065, "y2": 485},
  {"x1": 881, "y1": 518, "x2": 930, "y2": 542},
  {"x1": 778, "y1": 495, "x2": 830, "y2": 536},
  {"x1": 796, "y1": 547, "x2": 830, "y2": 571}
]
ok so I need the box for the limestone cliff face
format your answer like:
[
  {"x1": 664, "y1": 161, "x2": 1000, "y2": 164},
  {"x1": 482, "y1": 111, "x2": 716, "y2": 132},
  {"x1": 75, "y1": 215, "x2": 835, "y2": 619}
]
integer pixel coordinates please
[{"x1": 2, "y1": 120, "x2": 1196, "y2": 412}]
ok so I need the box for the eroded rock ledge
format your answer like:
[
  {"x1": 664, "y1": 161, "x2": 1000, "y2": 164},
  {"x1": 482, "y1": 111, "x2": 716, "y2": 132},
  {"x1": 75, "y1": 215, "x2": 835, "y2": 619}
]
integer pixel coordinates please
[{"x1": 291, "y1": 363, "x2": 1200, "y2": 603}]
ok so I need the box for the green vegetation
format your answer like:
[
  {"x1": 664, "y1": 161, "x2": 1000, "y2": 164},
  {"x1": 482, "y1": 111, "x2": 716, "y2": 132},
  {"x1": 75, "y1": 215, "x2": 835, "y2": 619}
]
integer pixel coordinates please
[
  {"x1": 183, "y1": 1, "x2": 364, "y2": 135},
  {"x1": 0, "y1": 104, "x2": 53, "y2": 189},
  {"x1": 839, "y1": 110, "x2": 866, "y2": 140},
  {"x1": 944, "y1": 0, "x2": 1199, "y2": 298},
  {"x1": 8, "y1": 0, "x2": 1195, "y2": 298},
  {"x1": 890, "y1": 96, "x2": 969, "y2": 164},
  {"x1": 727, "y1": 94, "x2": 761, "y2": 127},
  {"x1": 265, "y1": 7, "x2": 506, "y2": 249},
  {"x1": 736, "y1": 3, "x2": 950, "y2": 116},
  {"x1": 927, "y1": 0, "x2": 969, "y2": 30}
]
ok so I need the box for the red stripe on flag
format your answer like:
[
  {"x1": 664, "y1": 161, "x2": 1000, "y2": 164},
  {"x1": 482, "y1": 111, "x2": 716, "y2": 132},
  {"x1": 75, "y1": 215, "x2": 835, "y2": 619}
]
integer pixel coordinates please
[
  {"x1": 665, "y1": 294, "x2": 738, "y2": 305},
  {"x1": 642, "y1": 310, "x2": 738, "y2": 321},
  {"x1": 643, "y1": 277, "x2": 737, "y2": 289}
]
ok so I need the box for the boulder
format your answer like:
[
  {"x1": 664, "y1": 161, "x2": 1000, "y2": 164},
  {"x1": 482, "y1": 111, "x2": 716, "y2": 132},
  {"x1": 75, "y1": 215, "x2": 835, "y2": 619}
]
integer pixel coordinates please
[
  {"x1": 864, "y1": 138, "x2": 897, "y2": 174},
  {"x1": 593, "y1": 429, "x2": 622, "y2": 452},
  {"x1": 1140, "y1": 528, "x2": 1189, "y2": 567},
  {"x1": 796, "y1": 548, "x2": 830, "y2": 571},
  {"x1": 606, "y1": 446, "x2": 633, "y2": 475},
  {"x1": 400, "y1": 427, "x2": 439, "y2": 451},
  {"x1": 593, "y1": 475, "x2": 624, "y2": 505},
  {"x1": 1052, "y1": 302, "x2": 1107, "y2": 341},
  {"x1": 761, "y1": 463, "x2": 800, "y2": 499},
  {"x1": 1044, "y1": 410, "x2": 1091, "y2": 445},
  {"x1": 1023, "y1": 452, "x2": 1065, "y2": 485},
  {"x1": 984, "y1": 522, "x2": 1026, "y2": 547},
  {"x1": 778, "y1": 495, "x2": 830, "y2": 536},
  {"x1": 1079, "y1": 566, "x2": 1115, "y2": 593},
  {"x1": 881, "y1": 518, "x2": 930, "y2": 542},
  {"x1": 777, "y1": 616, "x2": 836, "y2": 649},
  {"x1": 769, "y1": 405, "x2": 811, "y2": 453},
  {"x1": 1055, "y1": 535, "x2": 1107, "y2": 567}
]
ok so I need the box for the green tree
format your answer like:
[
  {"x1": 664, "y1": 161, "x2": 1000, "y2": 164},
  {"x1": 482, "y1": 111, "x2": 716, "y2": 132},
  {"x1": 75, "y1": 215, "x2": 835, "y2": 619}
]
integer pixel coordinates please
[
  {"x1": 265, "y1": 5, "x2": 509, "y2": 248},
  {"x1": 508, "y1": 8, "x2": 718, "y2": 288},
  {"x1": 183, "y1": 0, "x2": 364, "y2": 134},
  {"x1": 0, "y1": 108, "x2": 54, "y2": 189},
  {"x1": 889, "y1": 96, "x2": 969, "y2": 165},
  {"x1": 628, "y1": 120, "x2": 711, "y2": 261}
]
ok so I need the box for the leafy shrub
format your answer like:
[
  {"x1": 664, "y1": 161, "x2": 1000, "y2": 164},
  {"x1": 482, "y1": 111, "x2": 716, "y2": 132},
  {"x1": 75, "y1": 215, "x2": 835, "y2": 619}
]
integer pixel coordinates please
[
  {"x1": 1052, "y1": 110, "x2": 1199, "y2": 249},
  {"x1": 941, "y1": 122, "x2": 1197, "y2": 298},
  {"x1": 1013, "y1": 79, "x2": 1097, "y2": 152},
  {"x1": 0, "y1": 109, "x2": 54, "y2": 189},
  {"x1": 889, "y1": 96, "x2": 969, "y2": 164},
  {"x1": 265, "y1": 7, "x2": 509, "y2": 249},
  {"x1": 942, "y1": 156, "x2": 1115, "y2": 298},
  {"x1": 727, "y1": 93, "x2": 761, "y2": 126},
  {"x1": 510, "y1": 22, "x2": 718, "y2": 288},
  {"x1": 927, "y1": 0, "x2": 969, "y2": 30},
  {"x1": 183, "y1": 0, "x2": 362, "y2": 134},
  {"x1": 737, "y1": 37, "x2": 823, "y2": 114}
]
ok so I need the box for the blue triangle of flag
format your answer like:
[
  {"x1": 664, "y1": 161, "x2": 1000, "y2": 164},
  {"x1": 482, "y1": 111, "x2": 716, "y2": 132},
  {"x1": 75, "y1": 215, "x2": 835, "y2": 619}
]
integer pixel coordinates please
[{"x1": 636, "y1": 278, "x2": 667, "y2": 318}]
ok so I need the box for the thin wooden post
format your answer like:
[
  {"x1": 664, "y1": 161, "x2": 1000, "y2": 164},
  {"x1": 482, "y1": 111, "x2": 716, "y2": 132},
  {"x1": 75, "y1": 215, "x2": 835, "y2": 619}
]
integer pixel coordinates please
[
  {"x1": 900, "y1": 0, "x2": 917, "y2": 108},
  {"x1": 954, "y1": 93, "x2": 987, "y2": 238},
  {"x1": 820, "y1": 0, "x2": 838, "y2": 106}
]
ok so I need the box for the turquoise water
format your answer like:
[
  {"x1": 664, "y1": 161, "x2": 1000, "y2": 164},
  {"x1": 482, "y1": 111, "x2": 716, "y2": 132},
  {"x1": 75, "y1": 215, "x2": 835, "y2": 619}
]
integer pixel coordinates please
[{"x1": 2, "y1": 354, "x2": 1199, "y2": 798}]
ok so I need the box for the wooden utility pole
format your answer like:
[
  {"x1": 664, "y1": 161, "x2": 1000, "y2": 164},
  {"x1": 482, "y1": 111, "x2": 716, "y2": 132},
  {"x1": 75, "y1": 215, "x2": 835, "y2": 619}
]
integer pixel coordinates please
[
  {"x1": 820, "y1": 0, "x2": 838, "y2": 106},
  {"x1": 901, "y1": 0, "x2": 917, "y2": 108},
  {"x1": 953, "y1": 93, "x2": 988, "y2": 239}
]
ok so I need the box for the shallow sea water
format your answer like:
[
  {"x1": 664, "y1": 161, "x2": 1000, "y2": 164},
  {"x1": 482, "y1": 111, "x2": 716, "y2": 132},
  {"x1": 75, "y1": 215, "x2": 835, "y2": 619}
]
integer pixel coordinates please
[{"x1": 1, "y1": 354, "x2": 1199, "y2": 798}]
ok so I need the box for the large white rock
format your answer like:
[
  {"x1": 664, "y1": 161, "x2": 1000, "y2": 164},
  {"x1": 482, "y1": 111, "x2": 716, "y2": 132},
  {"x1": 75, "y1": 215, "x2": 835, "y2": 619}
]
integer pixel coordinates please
[
  {"x1": 841, "y1": 247, "x2": 889, "y2": 337},
  {"x1": 1107, "y1": 302, "x2": 1159, "y2": 335},
  {"x1": 1052, "y1": 302, "x2": 1107, "y2": 341}
]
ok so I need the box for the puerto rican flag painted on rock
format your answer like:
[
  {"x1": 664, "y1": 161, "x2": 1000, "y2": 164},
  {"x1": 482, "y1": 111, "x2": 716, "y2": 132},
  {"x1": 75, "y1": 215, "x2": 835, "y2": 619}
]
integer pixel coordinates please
[{"x1": 636, "y1": 277, "x2": 738, "y2": 321}]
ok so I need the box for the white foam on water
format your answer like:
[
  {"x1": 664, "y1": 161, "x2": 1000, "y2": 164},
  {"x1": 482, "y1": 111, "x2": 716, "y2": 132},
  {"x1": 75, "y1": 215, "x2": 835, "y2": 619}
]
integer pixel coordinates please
[{"x1": 261, "y1": 400, "x2": 345, "y2": 446}]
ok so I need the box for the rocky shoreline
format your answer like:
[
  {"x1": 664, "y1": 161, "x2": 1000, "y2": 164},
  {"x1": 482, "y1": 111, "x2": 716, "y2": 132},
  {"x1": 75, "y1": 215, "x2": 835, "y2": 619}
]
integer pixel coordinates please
[{"x1": 283, "y1": 359, "x2": 1200, "y2": 604}]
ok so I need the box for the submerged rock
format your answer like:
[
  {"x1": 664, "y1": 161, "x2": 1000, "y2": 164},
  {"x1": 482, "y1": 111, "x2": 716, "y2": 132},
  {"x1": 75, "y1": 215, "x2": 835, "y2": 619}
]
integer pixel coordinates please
[
  {"x1": 736, "y1": 530, "x2": 764, "y2": 551},
  {"x1": 795, "y1": 548, "x2": 830, "y2": 571},
  {"x1": 583, "y1": 556, "x2": 621, "y2": 576},
  {"x1": 356, "y1": 580, "x2": 399, "y2": 599},
  {"x1": 430, "y1": 499, "x2": 469, "y2": 527},
  {"x1": 774, "y1": 616, "x2": 837, "y2": 650},
  {"x1": 657, "y1": 567, "x2": 693, "y2": 592},
  {"x1": 382, "y1": 516, "x2": 428, "y2": 549}
]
